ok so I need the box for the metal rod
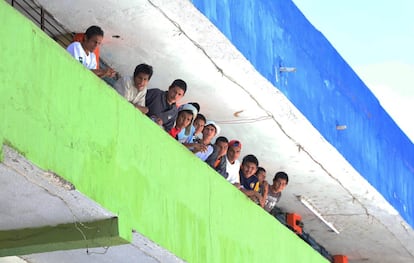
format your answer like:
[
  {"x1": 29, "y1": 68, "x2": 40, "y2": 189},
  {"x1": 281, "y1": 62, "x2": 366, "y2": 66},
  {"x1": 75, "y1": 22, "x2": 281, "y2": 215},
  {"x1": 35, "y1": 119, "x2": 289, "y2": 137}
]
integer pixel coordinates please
[{"x1": 40, "y1": 8, "x2": 44, "y2": 30}]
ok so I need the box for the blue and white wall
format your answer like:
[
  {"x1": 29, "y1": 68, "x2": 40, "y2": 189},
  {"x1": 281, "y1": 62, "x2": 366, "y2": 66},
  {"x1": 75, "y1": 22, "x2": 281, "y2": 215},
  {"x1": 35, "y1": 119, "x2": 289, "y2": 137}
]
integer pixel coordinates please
[{"x1": 192, "y1": 0, "x2": 414, "y2": 227}]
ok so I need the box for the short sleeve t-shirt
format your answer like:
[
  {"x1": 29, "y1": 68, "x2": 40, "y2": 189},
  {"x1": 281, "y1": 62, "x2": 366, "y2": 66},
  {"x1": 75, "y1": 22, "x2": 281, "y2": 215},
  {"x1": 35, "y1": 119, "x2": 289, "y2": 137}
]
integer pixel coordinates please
[
  {"x1": 264, "y1": 190, "x2": 282, "y2": 212},
  {"x1": 177, "y1": 125, "x2": 195, "y2": 143},
  {"x1": 226, "y1": 159, "x2": 240, "y2": 184},
  {"x1": 145, "y1": 89, "x2": 177, "y2": 131},
  {"x1": 66, "y1": 42, "x2": 97, "y2": 69},
  {"x1": 239, "y1": 172, "x2": 259, "y2": 191},
  {"x1": 114, "y1": 76, "x2": 147, "y2": 107},
  {"x1": 195, "y1": 144, "x2": 214, "y2": 161}
]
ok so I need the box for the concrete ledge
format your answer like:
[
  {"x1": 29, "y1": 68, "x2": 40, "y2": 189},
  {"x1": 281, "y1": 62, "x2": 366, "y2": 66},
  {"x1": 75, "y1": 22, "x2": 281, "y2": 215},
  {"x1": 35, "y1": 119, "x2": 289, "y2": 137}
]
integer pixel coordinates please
[
  {"x1": 0, "y1": 145, "x2": 126, "y2": 256},
  {"x1": 0, "y1": 218, "x2": 126, "y2": 257}
]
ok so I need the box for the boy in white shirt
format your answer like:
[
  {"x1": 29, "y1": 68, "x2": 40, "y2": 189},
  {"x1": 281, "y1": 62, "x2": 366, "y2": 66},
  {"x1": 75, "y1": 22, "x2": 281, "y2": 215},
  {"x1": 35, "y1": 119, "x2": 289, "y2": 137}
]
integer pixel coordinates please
[
  {"x1": 225, "y1": 140, "x2": 242, "y2": 188},
  {"x1": 114, "y1": 64, "x2": 153, "y2": 114},
  {"x1": 66, "y1": 25, "x2": 116, "y2": 78}
]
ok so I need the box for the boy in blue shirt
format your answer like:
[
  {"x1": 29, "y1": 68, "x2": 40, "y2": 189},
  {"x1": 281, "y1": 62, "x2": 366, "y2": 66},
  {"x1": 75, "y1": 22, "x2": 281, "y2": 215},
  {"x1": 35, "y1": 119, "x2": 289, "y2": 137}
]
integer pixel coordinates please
[{"x1": 239, "y1": 154, "x2": 262, "y2": 202}]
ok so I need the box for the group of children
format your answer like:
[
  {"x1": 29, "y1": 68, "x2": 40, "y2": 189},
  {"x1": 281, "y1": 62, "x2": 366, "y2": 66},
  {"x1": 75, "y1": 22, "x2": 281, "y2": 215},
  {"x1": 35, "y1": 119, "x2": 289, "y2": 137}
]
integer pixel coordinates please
[{"x1": 66, "y1": 25, "x2": 290, "y2": 214}]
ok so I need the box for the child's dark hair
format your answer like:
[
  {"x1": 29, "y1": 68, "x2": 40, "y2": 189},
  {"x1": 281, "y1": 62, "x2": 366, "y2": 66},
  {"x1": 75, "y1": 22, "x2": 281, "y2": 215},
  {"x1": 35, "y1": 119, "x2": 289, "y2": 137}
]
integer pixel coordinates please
[
  {"x1": 189, "y1": 102, "x2": 200, "y2": 112},
  {"x1": 85, "y1": 25, "x2": 104, "y2": 39},
  {"x1": 170, "y1": 79, "x2": 187, "y2": 93},
  {"x1": 242, "y1": 154, "x2": 259, "y2": 166},
  {"x1": 195, "y1": 113, "x2": 206, "y2": 123},
  {"x1": 256, "y1": 167, "x2": 266, "y2": 175},
  {"x1": 215, "y1": 136, "x2": 229, "y2": 144},
  {"x1": 273, "y1": 171, "x2": 289, "y2": 184},
  {"x1": 134, "y1": 64, "x2": 153, "y2": 79}
]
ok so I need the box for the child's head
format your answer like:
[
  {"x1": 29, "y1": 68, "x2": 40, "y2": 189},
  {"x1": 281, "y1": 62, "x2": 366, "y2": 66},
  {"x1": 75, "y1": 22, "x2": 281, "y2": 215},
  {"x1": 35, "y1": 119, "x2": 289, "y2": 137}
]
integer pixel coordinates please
[
  {"x1": 227, "y1": 140, "x2": 242, "y2": 163},
  {"x1": 167, "y1": 79, "x2": 187, "y2": 104},
  {"x1": 202, "y1": 121, "x2": 220, "y2": 142},
  {"x1": 176, "y1": 104, "x2": 198, "y2": 130},
  {"x1": 255, "y1": 167, "x2": 266, "y2": 183},
  {"x1": 83, "y1": 25, "x2": 104, "y2": 52},
  {"x1": 215, "y1": 136, "x2": 229, "y2": 158},
  {"x1": 193, "y1": 114, "x2": 206, "y2": 135},
  {"x1": 133, "y1": 64, "x2": 153, "y2": 91},
  {"x1": 272, "y1": 172, "x2": 289, "y2": 193},
  {"x1": 241, "y1": 154, "x2": 259, "y2": 178}
]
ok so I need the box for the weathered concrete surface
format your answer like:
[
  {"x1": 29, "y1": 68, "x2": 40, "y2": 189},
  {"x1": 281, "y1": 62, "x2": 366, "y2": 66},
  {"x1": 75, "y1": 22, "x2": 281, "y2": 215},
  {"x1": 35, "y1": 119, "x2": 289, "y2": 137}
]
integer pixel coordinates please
[{"x1": 0, "y1": 145, "x2": 185, "y2": 262}]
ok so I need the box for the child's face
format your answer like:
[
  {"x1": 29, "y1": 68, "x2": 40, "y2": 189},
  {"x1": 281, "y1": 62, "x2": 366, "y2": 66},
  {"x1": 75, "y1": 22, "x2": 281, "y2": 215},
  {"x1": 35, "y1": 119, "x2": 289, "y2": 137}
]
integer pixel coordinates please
[
  {"x1": 227, "y1": 146, "x2": 241, "y2": 163},
  {"x1": 256, "y1": 170, "x2": 266, "y2": 183},
  {"x1": 176, "y1": 111, "x2": 193, "y2": 129},
  {"x1": 134, "y1": 73, "x2": 150, "y2": 91},
  {"x1": 273, "y1": 178, "x2": 287, "y2": 193},
  {"x1": 167, "y1": 86, "x2": 185, "y2": 104},
  {"x1": 202, "y1": 125, "x2": 216, "y2": 141},
  {"x1": 84, "y1": 35, "x2": 103, "y2": 52},
  {"x1": 216, "y1": 141, "x2": 228, "y2": 157},
  {"x1": 194, "y1": 119, "x2": 206, "y2": 135},
  {"x1": 241, "y1": 161, "x2": 257, "y2": 178}
]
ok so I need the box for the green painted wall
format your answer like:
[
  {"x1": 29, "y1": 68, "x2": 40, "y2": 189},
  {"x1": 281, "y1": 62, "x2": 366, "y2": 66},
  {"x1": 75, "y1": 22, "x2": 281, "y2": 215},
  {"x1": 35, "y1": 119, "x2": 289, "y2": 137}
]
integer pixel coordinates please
[{"x1": 0, "y1": 2, "x2": 327, "y2": 262}]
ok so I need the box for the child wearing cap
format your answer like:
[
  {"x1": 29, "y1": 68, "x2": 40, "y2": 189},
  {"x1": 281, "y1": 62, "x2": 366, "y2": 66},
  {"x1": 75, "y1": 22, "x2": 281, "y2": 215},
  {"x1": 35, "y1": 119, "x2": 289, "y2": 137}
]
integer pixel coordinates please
[
  {"x1": 168, "y1": 104, "x2": 198, "y2": 139},
  {"x1": 177, "y1": 113, "x2": 206, "y2": 144},
  {"x1": 192, "y1": 121, "x2": 220, "y2": 161}
]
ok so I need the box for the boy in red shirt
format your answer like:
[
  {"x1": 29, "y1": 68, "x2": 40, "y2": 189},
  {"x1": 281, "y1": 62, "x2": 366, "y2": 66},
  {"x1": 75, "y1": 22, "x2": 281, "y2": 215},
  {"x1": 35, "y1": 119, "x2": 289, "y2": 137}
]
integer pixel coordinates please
[{"x1": 168, "y1": 104, "x2": 198, "y2": 139}]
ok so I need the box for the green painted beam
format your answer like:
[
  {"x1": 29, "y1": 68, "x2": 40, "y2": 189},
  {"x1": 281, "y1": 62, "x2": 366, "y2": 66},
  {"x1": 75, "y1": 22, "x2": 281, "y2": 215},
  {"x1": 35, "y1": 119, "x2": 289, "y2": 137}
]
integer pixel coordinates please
[
  {"x1": 0, "y1": 1, "x2": 328, "y2": 262},
  {"x1": 0, "y1": 217, "x2": 126, "y2": 257}
]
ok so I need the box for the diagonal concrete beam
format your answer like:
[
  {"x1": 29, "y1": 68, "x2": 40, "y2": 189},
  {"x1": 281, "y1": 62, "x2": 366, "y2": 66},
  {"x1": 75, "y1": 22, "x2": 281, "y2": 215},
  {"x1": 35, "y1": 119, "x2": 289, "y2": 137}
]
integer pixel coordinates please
[
  {"x1": 0, "y1": 217, "x2": 126, "y2": 257},
  {"x1": 0, "y1": 145, "x2": 127, "y2": 257}
]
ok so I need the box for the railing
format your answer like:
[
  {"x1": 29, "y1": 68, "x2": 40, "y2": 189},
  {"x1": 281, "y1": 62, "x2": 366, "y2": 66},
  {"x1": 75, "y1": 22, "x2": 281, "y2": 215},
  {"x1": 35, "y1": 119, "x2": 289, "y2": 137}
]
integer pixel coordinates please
[
  {"x1": 6, "y1": 0, "x2": 117, "y2": 85},
  {"x1": 7, "y1": 0, "x2": 73, "y2": 48}
]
